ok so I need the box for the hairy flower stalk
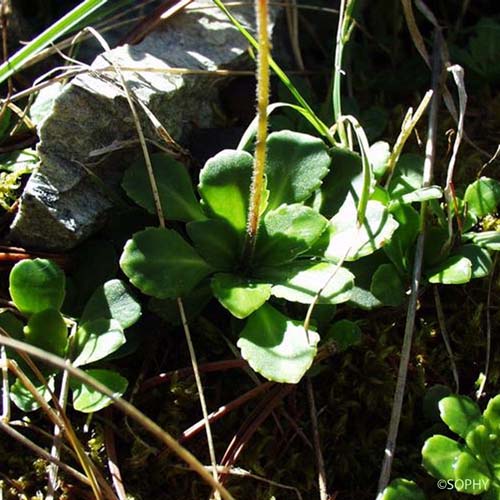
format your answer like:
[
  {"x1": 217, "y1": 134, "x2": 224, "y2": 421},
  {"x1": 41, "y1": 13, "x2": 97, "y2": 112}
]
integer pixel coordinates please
[{"x1": 244, "y1": 0, "x2": 270, "y2": 262}]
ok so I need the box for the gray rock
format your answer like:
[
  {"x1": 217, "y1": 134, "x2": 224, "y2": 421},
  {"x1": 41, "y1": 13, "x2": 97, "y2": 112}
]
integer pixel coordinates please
[{"x1": 9, "y1": 1, "x2": 278, "y2": 250}]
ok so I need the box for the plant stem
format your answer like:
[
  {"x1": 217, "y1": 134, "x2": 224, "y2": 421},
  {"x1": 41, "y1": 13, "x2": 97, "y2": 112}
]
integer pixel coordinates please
[
  {"x1": 377, "y1": 28, "x2": 441, "y2": 494},
  {"x1": 177, "y1": 298, "x2": 221, "y2": 500},
  {"x1": 244, "y1": 0, "x2": 271, "y2": 261}
]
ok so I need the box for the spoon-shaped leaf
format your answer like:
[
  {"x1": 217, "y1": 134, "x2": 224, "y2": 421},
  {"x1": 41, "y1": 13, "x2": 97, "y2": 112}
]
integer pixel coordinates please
[
  {"x1": 10, "y1": 259, "x2": 65, "y2": 315},
  {"x1": 71, "y1": 369, "x2": 128, "y2": 413},
  {"x1": 81, "y1": 279, "x2": 141, "y2": 329},
  {"x1": 23, "y1": 309, "x2": 68, "y2": 358},
  {"x1": 238, "y1": 304, "x2": 319, "y2": 383},
  {"x1": 198, "y1": 149, "x2": 253, "y2": 233},
  {"x1": 73, "y1": 318, "x2": 125, "y2": 367},
  {"x1": 265, "y1": 131, "x2": 331, "y2": 210},
  {"x1": 254, "y1": 203, "x2": 328, "y2": 266},
  {"x1": 120, "y1": 227, "x2": 213, "y2": 299},
  {"x1": 211, "y1": 273, "x2": 271, "y2": 319},
  {"x1": 260, "y1": 261, "x2": 354, "y2": 305}
]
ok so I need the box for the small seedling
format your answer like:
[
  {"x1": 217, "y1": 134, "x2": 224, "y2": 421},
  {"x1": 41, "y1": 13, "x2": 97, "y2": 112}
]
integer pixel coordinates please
[{"x1": 422, "y1": 394, "x2": 500, "y2": 498}]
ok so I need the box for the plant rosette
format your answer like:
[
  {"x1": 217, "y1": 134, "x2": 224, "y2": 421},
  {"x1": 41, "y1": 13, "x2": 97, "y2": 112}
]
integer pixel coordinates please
[
  {"x1": 422, "y1": 394, "x2": 500, "y2": 498},
  {"x1": 3, "y1": 259, "x2": 141, "y2": 413},
  {"x1": 119, "y1": 130, "x2": 399, "y2": 383}
]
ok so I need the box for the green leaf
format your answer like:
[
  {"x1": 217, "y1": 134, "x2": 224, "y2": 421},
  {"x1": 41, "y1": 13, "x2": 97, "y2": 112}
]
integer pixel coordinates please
[
  {"x1": 384, "y1": 203, "x2": 420, "y2": 273},
  {"x1": 255, "y1": 204, "x2": 328, "y2": 265},
  {"x1": 454, "y1": 451, "x2": 491, "y2": 493},
  {"x1": 465, "y1": 424, "x2": 500, "y2": 468},
  {"x1": 198, "y1": 149, "x2": 253, "y2": 233},
  {"x1": 322, "y1": 201, "x2": 399, "y2": 261},
  {"x1": 344, "y1": 251, "x2": 387, "y2": 310},
  {"x1": 469, "y1": 231, "x2": 500, "y2": 251},
  {"x1": 71, "y1": 369, "x2": 127, "y2": 413},
  {"x1": 120, "y1": 227, "x2": 213, "y2": 299},
  {"x1": 369, "y1": 141, "x2": 390, "y2": 179},
  {"x1": 439, "y1": 395, "x2": 482, "y2": 439},
  {"x1": 454, "y1": 245, "x2": 492, "y2": 279},
  {"x1": 211, "y1": 274, "x2": 271, "y2": 319},
  {"x1": 259, "y1": 261, "x2": 354, "y2": 305},
  {"x1": 324, "y1": 320, "x2": 361, "y2": 352},
  {"x1": 393, "y1": 186, "x2": 443, "y2": 206},
  {"x1": 319, "y1": 147, "x2": 364, "y2": 218},
  {"x1": 10, "y1": 376, "x2": 55, "y2": 412},
  {"x1": 73, "y1": 319, "x2": 125, "y2": 367},
  {"x1": 9, "y1": 259, "x2": 65, "y2": 315},
  {"x1": 187, "y1": 219, "x2": 241, "y2": 271},
  {"x1": 122, "y1": 153, "x2": 204, "y2": 222},
  {"x1": 237, "y1": 304, "x2": 319, "y2": 383},
  {"x1": 465, "y1": 177, "x2": 500, "y2": 218},
  {"x1": 422, "y1": 435, "x2": 462, "y2": 479},
  {"x1": 265, "y1": 131, "x2": 330, "y2": 210},
  {"x1": 484, "y1": 395, "x2": 500, "y2": 433},
  {"x1": 427, "y1": 255, "x2": 472, "y2": 284},
  {"x1": 378, "y1": 479, "x2": 426, "y2": 500},
  {"x1": 388, "y1": 154, "x2": 424, "y2": 197},
  {"x1": 81, "y1": 279, "x2": 141, "y2": 329},
  {"x1": 370, "y1": 263, "x2": 405, "y2": 306},
  {"x1": 24, "y1": 309, "x2": 68, "y2": 358}
]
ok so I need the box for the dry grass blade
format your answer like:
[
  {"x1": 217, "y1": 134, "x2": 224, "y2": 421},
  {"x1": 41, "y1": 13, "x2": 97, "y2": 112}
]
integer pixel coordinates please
[{"x1": 0, "y1": 334, "x2": 236, "y2": 500}]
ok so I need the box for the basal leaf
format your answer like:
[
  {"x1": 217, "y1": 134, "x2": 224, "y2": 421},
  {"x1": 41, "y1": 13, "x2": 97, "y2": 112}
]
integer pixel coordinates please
[
  {"x1": 24, "y1": 309, "x2": 68, "y2": 358},
  {"x1": 388, "y1": 154, "x2": 424, "y2": 198},
  {"x1": 122, "y1": 152, "x2": 204, "y2": 222},
  {"x1": 454, "y1": 244, "x2": 492, "y2": 279},
  {"x1": 454, "y1": 451, "x2": 491, "y2": 493},
  {"x1": 187, "y1": 219, "x2": 241, "y2": 271},
  {"x1": 211, "y1": 273, "x2": 271, "y2": 319},
  {"x1": 73, "y1": 318, "x2": 125, "y2": 367},
  {"x1": 10, "y1": 376, "x2": 55, "y2": 413},
  {"x1": 427, "y1": 255, "x2": 472, "y2": 285},
  {"x1": 465, "y1": 177, "x2": 500, "y2": 218},
  {"x1": 265, "y1": 130, "x2": 330, "y2": 210},
  {"x1": 378, "y1": 479, "x2": 426, "y2": 500},
  {"x1": 71, "y1": 369, "x2": 128, "y2": 413},
  {"x1": 198, "y1": 149, "x2": 253, "y2": 233},
  {"x1": 323, "y1": 201, "x2": 399, "y2": 261},
  {"x1": 470, "y1": 231, "x2": 500, "y2": 251},
  {"x1": 259, "y1": 261, "x2": 354, "y2": 305},
  {"x1": 439, "y1": 395, "x2": 482, "y2": 439},
  {"x1": 237, "y1": 304, "x2": 319, "y2": 383},
  {"x1": 422, "y1": 435, "x2": 463, "y2": 479},
  {"x1": 10, "y1": 259, "x2": 65, "y2": 315},
  {"x1": 254, "y1": 204, "x2": 328, "y2": 266},
  {"x1": 484, "y1": 395, "x2": 500, "y2": 433},
  {"x1": 81, "y1": 279, "x2": 141, "y2": 329},
  {"x1": 120, "y1": 227, "x2": 213, "y2": 299},
  {"x1": 370, "y1": 263, "x2": 405, "y2": 306},
  {"x1": 319, "y1": 147, "x2": 363, "y2": 218},
  {"x1": 393, "y1": 186, "x2": 443, "y2": 206},
  {"x1": 384, "y1": 203, "x2": 419, "y2": 273}
]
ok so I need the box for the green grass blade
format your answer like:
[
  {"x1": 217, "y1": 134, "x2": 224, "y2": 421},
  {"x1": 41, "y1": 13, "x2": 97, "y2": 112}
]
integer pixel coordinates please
[{"x1": 0, "y1": 0, "x2": 109, "y2": 85}]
